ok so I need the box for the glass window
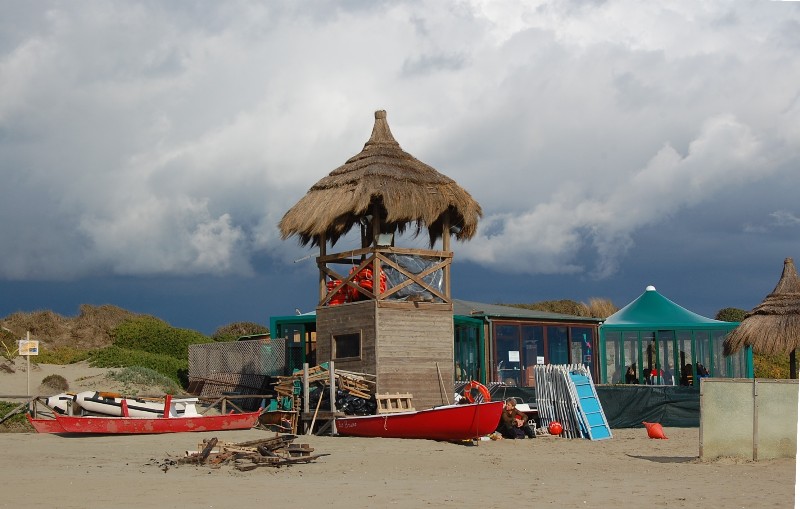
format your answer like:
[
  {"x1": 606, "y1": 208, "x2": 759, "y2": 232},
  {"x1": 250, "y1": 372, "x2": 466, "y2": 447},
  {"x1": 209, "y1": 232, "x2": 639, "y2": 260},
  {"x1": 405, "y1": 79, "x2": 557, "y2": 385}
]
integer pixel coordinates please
[
  {"x1": 677, "y1": 331, "x2": 695, "y2": 386},
  {"x1": 495, "y1": 324, "x2": 522, "y2": 386},
  {"x1": 604, "y1": 331, "x2": 620, "y2": 384},
  {"x1": 695, "y1": 331, "x2": 712, "y2": 379},
  {"x1": 571, "y1": 327, "x2": 594, "y2": 369},
  {"x1": 521, "y1": 325, "x2": 544, "y2": 387},
  {"x1": 711, "y1": 330, "x2": 729, "y2": 377},
  {"x1": 333, "y1": 332, "x2": 361, "y2": 360},
  {"x1": 656, "y1": 330, "x2": 676, "y2": 385},
  {"x1": 454, "y1": 324, "x2": 480, "y2": 382},
  {"x1": 642, "y1": 332, "x2": 657, "y2": 384},
  {"x1": 623, "y1": 332, "x2": 640, "y2": 384},
  {"x1": 547, "y1": 326, "x2": 569, "y2": 365}
]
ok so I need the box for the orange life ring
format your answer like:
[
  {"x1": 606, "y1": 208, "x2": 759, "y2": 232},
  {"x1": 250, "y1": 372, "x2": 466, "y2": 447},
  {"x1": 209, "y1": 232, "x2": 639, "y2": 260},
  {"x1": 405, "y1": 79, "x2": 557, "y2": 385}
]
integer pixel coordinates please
[{"x1": 463, "y1": 381, "x2": 491, "y2": 403}]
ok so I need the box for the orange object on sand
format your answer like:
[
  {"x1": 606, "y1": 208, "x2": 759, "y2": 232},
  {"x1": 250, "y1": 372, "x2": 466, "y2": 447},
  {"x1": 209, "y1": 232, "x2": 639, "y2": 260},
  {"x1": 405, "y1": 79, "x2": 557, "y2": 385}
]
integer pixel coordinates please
[{"x1": 643, "y1": 421, "x2": 668, "y2": 439}]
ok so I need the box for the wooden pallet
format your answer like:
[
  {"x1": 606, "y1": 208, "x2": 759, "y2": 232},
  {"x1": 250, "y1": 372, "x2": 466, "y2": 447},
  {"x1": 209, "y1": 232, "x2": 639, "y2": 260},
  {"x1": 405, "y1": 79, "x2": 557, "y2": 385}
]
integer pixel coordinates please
[{"x1": 376, "y1": 393, "x2": 414, "y2": 414}]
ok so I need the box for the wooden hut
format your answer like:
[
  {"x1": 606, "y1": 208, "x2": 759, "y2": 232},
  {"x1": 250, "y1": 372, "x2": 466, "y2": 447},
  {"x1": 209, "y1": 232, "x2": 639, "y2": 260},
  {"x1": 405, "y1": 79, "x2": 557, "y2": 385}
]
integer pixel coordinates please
[
  {"x1": 724, "y1": 257, "x2": 800, "y2": 379},
  {"x1": 279, "y1": 110, "x2": 482, "y2": 409}
]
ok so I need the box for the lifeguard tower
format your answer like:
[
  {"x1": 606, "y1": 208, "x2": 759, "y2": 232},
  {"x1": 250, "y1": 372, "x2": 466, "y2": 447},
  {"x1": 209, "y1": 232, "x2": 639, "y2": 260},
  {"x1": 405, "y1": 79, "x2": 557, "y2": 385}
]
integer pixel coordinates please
[{"x1": 279, "y1": 110, "x2": 482, "y2": 410}]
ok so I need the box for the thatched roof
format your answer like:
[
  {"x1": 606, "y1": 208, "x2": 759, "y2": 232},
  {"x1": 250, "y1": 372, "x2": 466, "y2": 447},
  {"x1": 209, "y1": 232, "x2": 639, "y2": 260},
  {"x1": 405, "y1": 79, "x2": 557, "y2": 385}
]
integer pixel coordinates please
[
  {"x1": 724, "y1": 257, "x2": 800, "y2": 356},
  {"x1": 279, "y1": 110, "x2": 482, "y2": 247}
]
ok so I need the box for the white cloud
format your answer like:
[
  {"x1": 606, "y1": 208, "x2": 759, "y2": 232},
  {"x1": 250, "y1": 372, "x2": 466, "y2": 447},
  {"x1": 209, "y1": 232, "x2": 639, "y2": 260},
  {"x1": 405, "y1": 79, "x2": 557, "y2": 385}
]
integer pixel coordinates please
[{"x1": 0, "y1": 0, "x2": 797, "y2": 285}]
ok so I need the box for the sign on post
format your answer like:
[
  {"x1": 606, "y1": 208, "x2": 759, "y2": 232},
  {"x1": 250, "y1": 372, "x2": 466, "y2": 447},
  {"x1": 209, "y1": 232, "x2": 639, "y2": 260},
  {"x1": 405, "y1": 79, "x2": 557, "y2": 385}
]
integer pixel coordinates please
[{"x1": 18, "y1": 340, "x2": 39, "y2": 356}]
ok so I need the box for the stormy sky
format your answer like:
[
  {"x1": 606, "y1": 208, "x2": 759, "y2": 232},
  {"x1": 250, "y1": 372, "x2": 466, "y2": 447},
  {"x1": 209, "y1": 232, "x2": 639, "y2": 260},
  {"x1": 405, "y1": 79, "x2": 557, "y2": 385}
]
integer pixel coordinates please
[{"x1": 1, "y1": 1, "x2": 798, "y2": 334}]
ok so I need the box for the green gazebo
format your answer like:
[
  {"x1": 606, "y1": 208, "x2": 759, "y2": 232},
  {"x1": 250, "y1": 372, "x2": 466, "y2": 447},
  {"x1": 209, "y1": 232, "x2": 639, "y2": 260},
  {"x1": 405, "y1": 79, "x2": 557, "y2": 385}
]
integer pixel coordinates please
[{"x1": 599, "y1": 285, "x2": 753, "y2": 385}]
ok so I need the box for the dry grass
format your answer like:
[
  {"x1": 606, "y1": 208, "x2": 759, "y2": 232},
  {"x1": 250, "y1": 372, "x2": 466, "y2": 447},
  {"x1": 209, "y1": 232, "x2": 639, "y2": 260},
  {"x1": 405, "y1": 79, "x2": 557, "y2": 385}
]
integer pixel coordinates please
[
  {"x1": 510, "y1": 298, "x2": 618, "y2": 319},
  {"x1": 0, "y1": 304, "x2": 146, "y2": 351}
]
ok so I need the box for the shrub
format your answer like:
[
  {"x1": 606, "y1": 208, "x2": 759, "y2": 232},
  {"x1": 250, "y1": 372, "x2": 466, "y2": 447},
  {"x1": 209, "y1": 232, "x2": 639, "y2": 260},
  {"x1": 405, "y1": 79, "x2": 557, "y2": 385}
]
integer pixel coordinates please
[
  {"x1": 89, "y1": 346, "x2": 188, "y2": 385},
  {"x1": 0, "y1": 401, "x2": 30, "y2": 432},
  {"x1": 508, "y1": 299, "x2": 590, "y2": 317},
  {"x1": 586, "y1": 298, "x2": 618, "y2": 319},
  {"x1": 106, "y1": 366, "x2": 184, "y2": 395},
  {"x1": 40, "y1": 374, "x2": 69, "y2": 392},
  {"x1": 1, "y1": 338, "x2": 18, "y2": 363},
  {"x1": 212, "y1": 322, "x2": 270, "y2": 342},
  {"x1": 111, "y1": 317, "x2": 213, "y2": 359},
  {"x1": 754, "y1": 353, "x2": 791, "y2": 379},
  {"x1": 36, "y1": 346, "x2": 91, "y2": 365},
  {"x1": 715, "y1": 307, "x2": 747, "y2": 322}
]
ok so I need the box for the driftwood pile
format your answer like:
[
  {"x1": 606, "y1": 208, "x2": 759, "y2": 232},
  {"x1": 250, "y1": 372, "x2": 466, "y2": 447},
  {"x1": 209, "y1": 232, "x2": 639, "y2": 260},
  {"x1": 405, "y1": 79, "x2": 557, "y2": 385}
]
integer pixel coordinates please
[{"x1": 159, "y1": 434, "x2": 329, "y2": 471}]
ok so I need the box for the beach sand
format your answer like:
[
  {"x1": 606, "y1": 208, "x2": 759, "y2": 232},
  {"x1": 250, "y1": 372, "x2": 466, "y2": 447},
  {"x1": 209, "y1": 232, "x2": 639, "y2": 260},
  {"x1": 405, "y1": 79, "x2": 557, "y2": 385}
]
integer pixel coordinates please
[{"x1": 1, "y1": 365, "x2": 796, "y2": 509}]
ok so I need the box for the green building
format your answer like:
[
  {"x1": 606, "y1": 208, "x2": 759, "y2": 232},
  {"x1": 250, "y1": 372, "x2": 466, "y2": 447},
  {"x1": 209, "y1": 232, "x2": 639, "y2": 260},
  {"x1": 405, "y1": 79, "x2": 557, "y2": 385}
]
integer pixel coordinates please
[{"x1": 600, "y1": 285, "x2": 753, "y2": 386}]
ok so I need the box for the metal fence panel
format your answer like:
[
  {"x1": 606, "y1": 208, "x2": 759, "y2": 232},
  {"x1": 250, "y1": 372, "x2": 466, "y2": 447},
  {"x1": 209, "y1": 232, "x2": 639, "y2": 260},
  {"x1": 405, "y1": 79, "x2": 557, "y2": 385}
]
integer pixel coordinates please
[{"x1": 700, "y1": 378, "x2": 797, "y2": 460}]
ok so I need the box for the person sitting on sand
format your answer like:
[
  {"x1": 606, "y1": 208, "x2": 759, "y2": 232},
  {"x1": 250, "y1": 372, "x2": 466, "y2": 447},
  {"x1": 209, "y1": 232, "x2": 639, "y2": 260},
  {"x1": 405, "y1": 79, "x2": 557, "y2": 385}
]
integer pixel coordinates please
[{"x1": 495, "y1": 398, "x2": 535, "y2": 439}]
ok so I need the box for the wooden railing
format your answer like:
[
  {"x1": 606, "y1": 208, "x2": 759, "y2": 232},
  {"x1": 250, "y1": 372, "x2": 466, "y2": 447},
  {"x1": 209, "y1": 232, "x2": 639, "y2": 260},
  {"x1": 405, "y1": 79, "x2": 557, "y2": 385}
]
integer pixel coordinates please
[{"x1": 317, "y1": 246, "x2": 452, "y2": 306}]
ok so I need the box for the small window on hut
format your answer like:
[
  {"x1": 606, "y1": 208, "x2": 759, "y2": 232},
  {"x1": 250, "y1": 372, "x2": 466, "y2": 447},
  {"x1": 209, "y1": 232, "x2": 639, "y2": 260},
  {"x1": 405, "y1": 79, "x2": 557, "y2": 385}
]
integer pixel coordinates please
[{"x1": 333, "y1": 332, "x2": 361, "y2": 360}]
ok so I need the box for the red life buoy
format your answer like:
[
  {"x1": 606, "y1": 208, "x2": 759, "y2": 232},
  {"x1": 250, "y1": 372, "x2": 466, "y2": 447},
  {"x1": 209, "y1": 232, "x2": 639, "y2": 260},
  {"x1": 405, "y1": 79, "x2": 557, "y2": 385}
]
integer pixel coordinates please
[{"x1": 463, "y1": 381, "x2": 491, "y2": 403}]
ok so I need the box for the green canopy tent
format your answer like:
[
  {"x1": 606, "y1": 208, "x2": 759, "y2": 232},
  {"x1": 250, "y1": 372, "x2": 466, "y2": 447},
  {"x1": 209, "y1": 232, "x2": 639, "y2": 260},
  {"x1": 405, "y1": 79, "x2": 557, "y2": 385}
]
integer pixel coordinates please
[{"x1": 599, "y1": 285, "x2": 752, "y2": 386}]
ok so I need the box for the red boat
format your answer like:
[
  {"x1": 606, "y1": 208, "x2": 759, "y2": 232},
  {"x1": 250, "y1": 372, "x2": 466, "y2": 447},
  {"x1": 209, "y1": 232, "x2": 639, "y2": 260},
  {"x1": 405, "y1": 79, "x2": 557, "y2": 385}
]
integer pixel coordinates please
[
  {"x1": 49, "y1": 410, "x2": 261, "y2": 434},
  {"x1": 335, "y1": 401, "x2": 504, "y2": 441},
  {"x1": 27, "y1": 415, "x2": 67, "y2": 434},
  {"x1": 27, "y1": 394, "x2": 262, "y2": 435}
]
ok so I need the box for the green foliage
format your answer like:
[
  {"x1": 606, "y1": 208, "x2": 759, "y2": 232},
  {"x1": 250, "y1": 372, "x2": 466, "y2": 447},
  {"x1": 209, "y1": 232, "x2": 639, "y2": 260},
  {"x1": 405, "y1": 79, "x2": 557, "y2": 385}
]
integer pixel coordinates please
[
  {"x1": 715, "y1": 307, "x2": 747, "y2": 322},
  {"x1": 0, "y1": 401, "x2": 30, "y2": 431},
  {"x1": 212, "y1": 321, "x2": 270, "y2": 342},
  {"x1": 36, "y1": 346, "x2": 91, "y2": 365},
  {"x1": 106, "y1": 366, "x2": 184, "y2": 395},
  {"x1": 89, "y1": 346, "x2": 188, "y2": 386},
  {"x1": 754, "y1": 352, "x2": 792, "y2": 379},
  {"x1": 0, "y1": 338, "x2": 18, "y2": 363},
  {"x1": 111, "y1": 316, "x2": 213, "y2": 359}
]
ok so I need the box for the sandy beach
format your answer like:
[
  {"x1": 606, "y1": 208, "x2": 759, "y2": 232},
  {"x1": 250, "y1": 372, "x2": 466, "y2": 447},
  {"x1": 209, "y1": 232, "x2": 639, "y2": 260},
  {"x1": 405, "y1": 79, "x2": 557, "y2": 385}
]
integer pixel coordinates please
[{"x1": 1, "y1": 365, "x2": 796, "y2": 509}]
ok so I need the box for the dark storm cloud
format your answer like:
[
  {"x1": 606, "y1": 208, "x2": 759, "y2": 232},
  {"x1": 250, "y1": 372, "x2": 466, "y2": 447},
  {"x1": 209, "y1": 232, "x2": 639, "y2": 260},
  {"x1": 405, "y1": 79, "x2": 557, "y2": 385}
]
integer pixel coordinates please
[{"x1": 0, "y1": 1, "x2": 797, "y2": 331}]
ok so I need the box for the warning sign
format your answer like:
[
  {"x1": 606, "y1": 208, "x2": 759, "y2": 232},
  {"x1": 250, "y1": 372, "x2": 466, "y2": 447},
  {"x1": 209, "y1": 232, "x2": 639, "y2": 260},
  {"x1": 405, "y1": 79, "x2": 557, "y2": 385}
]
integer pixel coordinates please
[{"x1": 18, "y1": 340, "x2": 39, "y2": 356}]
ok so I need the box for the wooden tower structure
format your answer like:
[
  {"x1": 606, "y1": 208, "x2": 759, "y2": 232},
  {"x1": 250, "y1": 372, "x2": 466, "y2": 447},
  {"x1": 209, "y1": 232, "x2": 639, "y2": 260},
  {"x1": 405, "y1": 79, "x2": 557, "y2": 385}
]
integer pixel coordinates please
[{"x1": 279, "y1": 110, "x2": 481, "y2": 410}]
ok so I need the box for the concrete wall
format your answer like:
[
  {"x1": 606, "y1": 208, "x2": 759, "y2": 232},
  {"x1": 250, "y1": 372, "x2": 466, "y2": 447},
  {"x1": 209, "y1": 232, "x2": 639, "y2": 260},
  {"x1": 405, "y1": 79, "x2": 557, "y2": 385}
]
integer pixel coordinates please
[{"x1": 700, "y1": 378, "x2": 797, "y2": 460}]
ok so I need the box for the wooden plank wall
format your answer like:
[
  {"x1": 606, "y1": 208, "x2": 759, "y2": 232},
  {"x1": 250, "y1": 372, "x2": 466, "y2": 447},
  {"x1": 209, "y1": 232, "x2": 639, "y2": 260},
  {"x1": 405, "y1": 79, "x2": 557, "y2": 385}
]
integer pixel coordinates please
[
  {"x1": 375, "y1": 303, "x2": 454, "y2": 411},
  {"x1": 316, "y1": 302, "x2": 377, "y2": 374},
  {"x1": 316, "y1": 301, "x2": 455, "y2": 411}
]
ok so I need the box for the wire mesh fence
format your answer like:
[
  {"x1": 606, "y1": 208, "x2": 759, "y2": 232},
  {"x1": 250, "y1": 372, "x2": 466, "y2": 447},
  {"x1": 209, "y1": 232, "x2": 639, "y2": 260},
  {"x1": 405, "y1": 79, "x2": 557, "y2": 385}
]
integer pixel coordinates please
[{"x1": 187, "y1": 339, "x2": 287, "y2": 409}]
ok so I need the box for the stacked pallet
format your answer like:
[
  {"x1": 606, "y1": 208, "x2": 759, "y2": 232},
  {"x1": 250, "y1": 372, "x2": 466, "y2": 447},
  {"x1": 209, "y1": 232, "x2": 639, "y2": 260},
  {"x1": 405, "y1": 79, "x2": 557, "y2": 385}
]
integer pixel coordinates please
[{"x1": 272, "y1": 364, "x2": 376, "y2": 411}]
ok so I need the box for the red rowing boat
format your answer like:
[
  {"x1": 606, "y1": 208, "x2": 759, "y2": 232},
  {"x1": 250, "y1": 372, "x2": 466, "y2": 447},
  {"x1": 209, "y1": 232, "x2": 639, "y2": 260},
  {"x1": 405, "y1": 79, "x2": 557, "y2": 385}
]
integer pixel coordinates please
[
  {"x1": 49, "y1": 410, "x2": 261, "y2": 434},
  {"x1": 27, "y1": 415, "x2": 67, "y2": 434},
  {"x1": 335, "y1": 401, "x2": 503, "y2": 441},
  {"x1": 27, "y1": 394, "x2": 262, "y2": 435}
]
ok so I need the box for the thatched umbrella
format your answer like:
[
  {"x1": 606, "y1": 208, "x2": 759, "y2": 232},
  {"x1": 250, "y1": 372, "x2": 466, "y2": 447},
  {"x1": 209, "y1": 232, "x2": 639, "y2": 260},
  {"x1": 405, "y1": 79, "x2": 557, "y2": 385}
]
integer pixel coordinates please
[
  {"x1": 724, "y1": 257, "x2": 800, "y2": 379},
  {"x1": 279, "y1": 110, "x2": 482, "y2": 248}
]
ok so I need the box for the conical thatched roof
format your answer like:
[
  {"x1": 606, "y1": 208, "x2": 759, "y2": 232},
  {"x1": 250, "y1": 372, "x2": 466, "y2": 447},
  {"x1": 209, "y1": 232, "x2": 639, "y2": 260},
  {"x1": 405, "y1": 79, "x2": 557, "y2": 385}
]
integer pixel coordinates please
[
  {"x1": 279, "y1": 110, "x2": 482, "y2": 247},
  {"x1": 724, "y1": 257, "x2": 800, "y2": 356}
]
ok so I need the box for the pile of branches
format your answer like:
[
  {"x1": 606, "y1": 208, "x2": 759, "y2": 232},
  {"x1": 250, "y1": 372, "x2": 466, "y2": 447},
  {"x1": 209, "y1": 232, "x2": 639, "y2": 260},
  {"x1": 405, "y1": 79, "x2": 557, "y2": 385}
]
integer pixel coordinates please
[{"x1": 155, "y1": 434, "x2": 329, "y2": 472}]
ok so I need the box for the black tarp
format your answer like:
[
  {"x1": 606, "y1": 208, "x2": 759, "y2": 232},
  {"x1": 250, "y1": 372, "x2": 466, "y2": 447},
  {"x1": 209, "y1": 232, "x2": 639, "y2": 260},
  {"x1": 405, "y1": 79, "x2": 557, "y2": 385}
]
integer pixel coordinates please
[{"x1": 595, "y1": 385, "x2": 699, "y2": 428}]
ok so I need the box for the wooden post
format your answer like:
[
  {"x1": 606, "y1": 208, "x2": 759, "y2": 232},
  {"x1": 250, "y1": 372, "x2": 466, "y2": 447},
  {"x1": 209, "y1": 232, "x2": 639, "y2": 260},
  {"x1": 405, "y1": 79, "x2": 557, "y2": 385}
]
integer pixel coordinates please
[
  {"x1": 302, "y1": 363, "x2": 310, "y2": 433},
  {"x1": 329, "y1": 360, "x2": 337, "y2": 435},
  {"x1": 26, "y1": 331, "x2": 31, "y2": 396},
  {"x1": 442, "y1": 213, "x2": 451, "y2": 300},
  {"x1": 436, "y1": 362, "x2": 450, "y2": 405},
  {"x1": 318, "y1": 233, "x2": 327, "y2": 304},
  {"x1": 307, "y1": 387, "x2": 324, "y2": 435}
]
